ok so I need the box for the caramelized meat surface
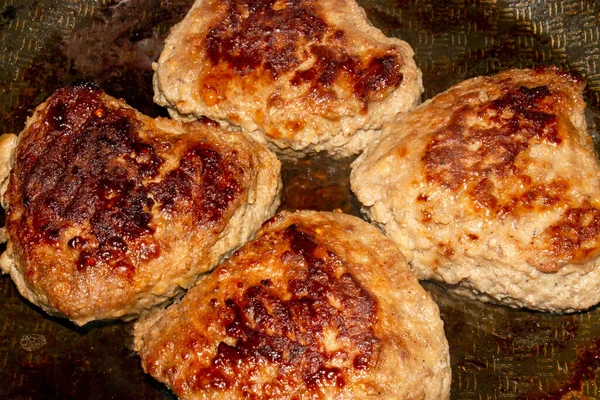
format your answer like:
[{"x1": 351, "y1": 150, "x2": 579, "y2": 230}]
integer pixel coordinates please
[
  {"x1": 134, "y1": 210, "x2": 450, "y2": 399},
  {"x1": 351, "y1": 67, "x2": 600, "y2": 312},
  {"x1": 153, "y1": 0, "x2": 422, "y2": 158},
  {"x1": 0, "y1": 85, "x2": 281, "y2": 325}
]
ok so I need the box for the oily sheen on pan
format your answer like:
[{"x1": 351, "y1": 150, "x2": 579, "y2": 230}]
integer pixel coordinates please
[
  {"x1": 351, "y1": 67, "x2": 600, "y2": 313},
  {"x1": 0, "y1": 84, "x2": 281, "y2": 325},
  {"x1": 134, "y1": 210, "x2": 451, "y2": 399},
  {"x1": 153, "y1": 0, "x2": 423, "y2": 159}
]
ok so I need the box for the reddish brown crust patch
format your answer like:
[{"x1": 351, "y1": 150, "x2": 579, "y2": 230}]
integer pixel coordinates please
[
  {"x1": 541, "y1": 205, "x2": 600, "y2": 271},
  {"x1": 6, "y1": 85, "x2": 245, "y2": 278},
  {"x1": 206, "y1": 0, "x2": 328, "y2": 78},
  {"x1": 191, "y1": 224, "x2": 380, "y2": 393},
  {"x1": 290, "y1": 45, "x2": 403, "y2": 106},
  {"x1": 437, "y1": 242, "x2": 455, "y2": 258},
  {"x1": 421, "y1": 209, "x2": 433, "y2": 223},
  {"x1": 423, "y1": 84, "x2": 561, "y2": 217},
  {"x1": 149, "y1": 146, "x2": 244, "y2": 227},
  {"x1": 420, "y1": 75, "x2": 600, "y2": 272},
  {"x1": 8, "y1": 86, "x2": 162, "y2": 277},
  {"x1": 534, "y1": 65, "x2": 585, "y2": 85},
  {"x1": 466, "y1": 233, "x2": 479, "y2": 241},
  {"x1": 355, "y1": 53, "x2": 404, "y2": 102},
  {"x1": 513, "y1": 181, "x2": 568, "y2": 211},
  {"x1": 203, "y1": 0, "x2": 404, "y2": 105},
  {"x1": 196, "y1": 115, "x2": 221, "y2": 128}
]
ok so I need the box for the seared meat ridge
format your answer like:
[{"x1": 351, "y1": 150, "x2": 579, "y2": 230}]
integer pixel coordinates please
[
  {"x1": 153, "y1": 0, "x2": 423, "y2": 158},
  {"x1": 134, "y1": 210, "x2": 451, "y2": 399},
  {"x1": 351, "y1": 67, "x2": 600, "y2": 312},
  {"x1": 0, "y1": 84, "x2": 281, "y2": 325}
]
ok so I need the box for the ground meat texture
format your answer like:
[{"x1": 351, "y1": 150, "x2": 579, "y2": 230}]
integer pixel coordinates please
[
  {"x1": 0, "y1": 85, "x2": 282, "y2": 325},
  {"x1": 7, "y1": 86, "x2": 244, "y2": 277},
  {"x1": 154, "y1": 0, "x2": 422, "y2": 158},
  {"x1": 8, "y1": 86, "x2": 162, "y2": 275},
  {"x1": 423, "y1": 84, "x2": 561, "y2": 216},
  {"x1": 192, "y1": 224, "x2": 379, "y2": 392},
  {"x1": 351, "y1": 67, "x2": 600, "y2": 312},
  {"x1": 133, "y1": 211, "x2": 451, "y2": 399},
  {"x1": 205, "y1": 0, "x2": 403, "y2": 105},
  {"x1": 206, "y1": 0, "x2": 328, "y2": 78}
]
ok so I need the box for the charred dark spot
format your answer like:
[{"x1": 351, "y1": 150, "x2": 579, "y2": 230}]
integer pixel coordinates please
[
  {"x1": 291, "y1": 45, "x2": 403, "y2": 106},
  {"x1": 260, "y1": 279, "x2": 271, "y2": 286},
  {"x1": 205, "y1": 0, "x2": 403, "y2": 106},
  {"x1": 355, "y1": 55, "x2": 404, "y2": 100},
  {"x1": 353, "y1": 353, "x2": 370, "y2": 370},
  {"x1": 149, "y1": 145, "x2": 243, "y2": 226},
  {"x1": 518, "y1": 85, "x2": 551, "y2": 100},
  {"x1": 197, "y1": 115, "x2": 220, "y2": 128},
  {"x1": 194, "y1": 224, "x2": 379, "y2": 392},
  {"x1": 6, "y1": 86, "x2": 165, "y2": 275},
  {"x1": 288, "y1": 223, "x2": 317, "y2": 256},
  {"x1": 332, "y1": 30, "x2": 345, "y2": 41},
  {"x1": 224, "y1": 298, "x2": 235, "y2": 308},
  {"x1": 67, "y1": 236, "x2": 87, "y2": 250},
  {"x1": 206, "y1": 0, "x2": 327, "y2": 78}
]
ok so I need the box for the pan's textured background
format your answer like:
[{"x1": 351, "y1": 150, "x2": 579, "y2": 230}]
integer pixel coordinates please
[{"x1": 1, "y1": 0, "x2": 600, "y2": 398}]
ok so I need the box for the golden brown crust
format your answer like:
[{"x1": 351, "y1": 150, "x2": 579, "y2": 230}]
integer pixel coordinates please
[
  {"x1": 154, "y1": 0, "x2": 423, "y2": 158},
  {"x1": 539, "y1": 204, "x2": 600, "y2": 269},
  {"x1": 172, "y1": 224, "x2": 380, "y2": 392},
  {"x1": 417, "y1": 68, "x2": 589, "y2": 272},
  {"x1": 134, "y1": 211, "x2": 451, "y2": 399},
  {"x1": 351, "y1": 67, "x2": 600, "y2": 312},
  {"x1": 2, "y1": 84, "x2": 282, "y2": 324},
  {"x1": 423, "y1": 72, "x2": 581, "y2": 221},
  {"x1": 202, "y1": 0, "x2": 404, "y2": 109}
]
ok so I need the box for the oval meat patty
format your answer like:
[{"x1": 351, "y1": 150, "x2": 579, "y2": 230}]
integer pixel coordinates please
[
  {"x1": 133, "y1": 210, "x2": 451, "y2": 399},
  {"x1": 153, "y1": 0, "x2": 422, "y2": 159},
  {"x1": 0, "y1": 84, "x2": 282, "y2": 325},
  {"x1": 351, "y1": 67, "x2": 600, "y2": 313}
]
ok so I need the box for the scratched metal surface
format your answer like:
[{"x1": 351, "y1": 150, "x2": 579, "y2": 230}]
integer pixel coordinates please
[{"x1": 1, "y1": 0, "x2": 600, "y2": 399}]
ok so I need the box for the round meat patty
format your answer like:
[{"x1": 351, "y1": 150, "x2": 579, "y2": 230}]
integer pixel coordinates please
[
  {"x1": 351, "y1": 66, "x2": 600, "y2": 313},
  {"x1": 133, "y1": 210, "x2": 451, "y2": 399},
  {"x1": 0, "y1": 84, "x2": 281, "y2": 325},
  {"x1": 152, "y1": 0, "x2": 423, "y2": 159}
]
